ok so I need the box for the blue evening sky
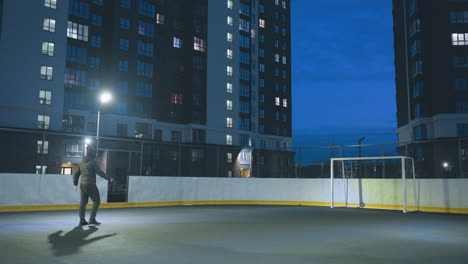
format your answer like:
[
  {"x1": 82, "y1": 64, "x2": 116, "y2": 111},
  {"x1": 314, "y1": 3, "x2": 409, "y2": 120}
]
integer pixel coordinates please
[{"x1": 291, "y1": 0, "x2": 397, "y2": 152}]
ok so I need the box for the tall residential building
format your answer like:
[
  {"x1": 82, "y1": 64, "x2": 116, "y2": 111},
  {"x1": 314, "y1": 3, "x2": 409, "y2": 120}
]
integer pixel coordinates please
[
  {"x1": 393, "y1": 0, "x2": 468, "y2": 177},
  {"x1": 0, "y1": 0, "x2": 292, "y2": 179}
]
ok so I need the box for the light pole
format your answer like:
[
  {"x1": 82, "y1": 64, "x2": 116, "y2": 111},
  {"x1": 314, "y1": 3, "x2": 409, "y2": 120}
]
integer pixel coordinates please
[
  {"x1": 96, "y1": 91, "x2": 112, "y2": 154},
  {"x1": 358, "y1": 136, "x2": 366, "y2": 157}
]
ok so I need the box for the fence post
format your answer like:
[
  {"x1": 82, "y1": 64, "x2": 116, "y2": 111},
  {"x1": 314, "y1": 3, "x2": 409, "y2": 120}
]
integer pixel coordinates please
[
  {"x1": 298, "y1": 148, "x2": 302, "y2": 178},
  {"x1": 458, "y1": 138, "x2": 464, "y2": 178},
  {"x1": 258, "y1": 148, "x2": 261, "y2": 178},
  {"x1": 40, "y1": 131, "x2": 45, "y2": 174},
  {"x1": 216, "y1": 146, "x2": 219, "y2": 177},
  {"x1": 139, "y1": 140, "x2": 143, "y2": 176},
  {"x1": 178, "y1": 143, "x2": 182, "y2": 176}
]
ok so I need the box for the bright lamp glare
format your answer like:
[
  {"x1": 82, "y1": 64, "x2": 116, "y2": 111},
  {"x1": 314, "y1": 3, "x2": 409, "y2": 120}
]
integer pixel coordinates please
[
  {"x1": 443, "y1": 162, "x2": 449, "y2": 168},
  {"x1": 84, "y1": 138, "x2": 91, "y2": 144},
  {"x1": 100, "y1": 92, "x2": 112, "y2": 104}
]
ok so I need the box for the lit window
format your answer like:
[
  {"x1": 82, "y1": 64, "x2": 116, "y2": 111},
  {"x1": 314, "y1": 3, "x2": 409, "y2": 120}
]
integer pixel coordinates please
[
  {"x1": 227, "y1": 66, "x2": 233, "y2": 76},
  {"x1": 283, "y1": 99, "x2": 287, "y2": 107},
  {"x1": 227, "y1": 153, "x2": 233, "y2": 163},
  {"x1": 227, "y1": 32, "x2": 233, "y2": 42},
  {"x1": 67, "y1": 21, "x2": 89, "y2": 41},
  {"x1": 282, "y1": 56, "x2": 287, "y2": 64},
  {"x1": 43, "y1": 18, "x2": 56, "y2": 32},
  {"x1": 282, "y1": 0, "x2": 286, "y2": 8},
  {"x1": 194, "y1": 37, "x2": 205, "y2": 52},
  {"x1": 38, "y1": 115, "x2": 50, "y2": 129},
  {"x1": 173, "y1": 37, "x2": 183, "y2": 48},
  {"x1": 275, "y1": 97, "x2": 280, "y2": 106},
  {"x1": 171, "y1": 92, "x2": 183, "y2": 104},
  {"x1": 227, "y1": 16, "x2": 233, "y2": 26},
  {"x1": 226, "y1": 135, "x2": 233, "y2": 145},
  {"x1": 37, "y1": 140, "x2": 49, "y2": 154},
  {"x1": 227, "y1": 83, "x2": 233, "y2": 93},
  {"x1": 275, "y1": 54, "x2": 280, "y2": 62},
  {"x1": 156, "y1": 13, "x2": 165, "y2": 24},
  {"x1": 40, "y1": 66, "x2": 53, "y2": 80},
  {"x1": 275, "y1": 0, "x2": 279, "y2": 5},
  {"x1": 259, "y1": 19, "x2": 265, "y2": 28},
  {"x1": 44, "y1": 0, "x2": 57, "y2": 9},
  {"x1": 226, "y1": 117, "x2": 233, "y2": 128},
  {"x1": 41, "y1": 42, "x2": 55, "y2": 56},
  {"x1": 39, "y1": 90, "x2": 52, "y2": 105},
  {"x1": 227, "y1": 49, "x2": 233, "y2": 59},
  {"x1": 227, "y1": 0, "x2": 233, "y2": 9},
  {"x1": 227, "y1": 100, "x2": 233, "y2": 110},
  {"x1": 452, "y1": 33, "x2": 468, "y2": 46}
]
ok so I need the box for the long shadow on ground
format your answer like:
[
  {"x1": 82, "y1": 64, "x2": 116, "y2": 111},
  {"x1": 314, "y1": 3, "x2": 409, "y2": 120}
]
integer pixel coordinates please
[{"x1": 48, "y1": 226, "x2": 117, "y2": 256}]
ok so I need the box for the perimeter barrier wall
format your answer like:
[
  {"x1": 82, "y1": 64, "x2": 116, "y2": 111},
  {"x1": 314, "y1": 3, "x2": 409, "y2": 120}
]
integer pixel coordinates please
[
  {"x1": 0, "y1": 173, "x2": 108, "y2": 210},
  {"x1": 1, "y1": 174, "x2": 468, "y2": 214}
]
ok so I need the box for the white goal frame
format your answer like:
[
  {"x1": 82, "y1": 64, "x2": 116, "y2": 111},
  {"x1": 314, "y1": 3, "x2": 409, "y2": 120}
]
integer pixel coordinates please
[{"x1": 330, "y1": 156, "x2": 416, "y2": 213}]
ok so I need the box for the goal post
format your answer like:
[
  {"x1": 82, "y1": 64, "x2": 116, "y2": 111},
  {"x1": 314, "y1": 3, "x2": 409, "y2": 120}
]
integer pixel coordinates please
[{"x1": 330, "y1": 156, "x2": 417, "y2": 213}]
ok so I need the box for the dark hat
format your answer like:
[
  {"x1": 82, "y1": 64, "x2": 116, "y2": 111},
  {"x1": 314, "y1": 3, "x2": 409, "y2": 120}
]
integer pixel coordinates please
[{"x1": 86, "y1": 148, "x2": 97, "y2": 158}]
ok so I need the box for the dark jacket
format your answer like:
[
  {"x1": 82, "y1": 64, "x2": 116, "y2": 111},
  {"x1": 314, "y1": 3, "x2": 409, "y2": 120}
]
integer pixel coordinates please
[{"x1": 73, "y1": 156, "x2": 110, "y2": 186}]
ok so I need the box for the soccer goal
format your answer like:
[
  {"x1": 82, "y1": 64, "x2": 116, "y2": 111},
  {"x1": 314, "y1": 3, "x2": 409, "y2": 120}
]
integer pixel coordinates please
[{"x1": 330, "y1": 156, "x2": 418, "y2": 213}]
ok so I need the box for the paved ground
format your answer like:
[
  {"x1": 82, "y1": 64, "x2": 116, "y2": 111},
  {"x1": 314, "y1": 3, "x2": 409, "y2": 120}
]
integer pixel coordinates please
[{"x1": 1, "y1": 205, "x2": 468, "y2": 264}]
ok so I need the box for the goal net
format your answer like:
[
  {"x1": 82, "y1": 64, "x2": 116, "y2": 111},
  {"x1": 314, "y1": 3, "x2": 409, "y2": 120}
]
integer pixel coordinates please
[{"x1": 330, "y1": 156, "x2": 418, "y2": 213}]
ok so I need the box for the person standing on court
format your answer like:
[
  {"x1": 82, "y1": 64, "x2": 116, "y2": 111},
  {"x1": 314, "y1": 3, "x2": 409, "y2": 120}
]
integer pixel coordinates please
[{"x1": 73, "y1": 148, "x2": 113, "y2": 226}]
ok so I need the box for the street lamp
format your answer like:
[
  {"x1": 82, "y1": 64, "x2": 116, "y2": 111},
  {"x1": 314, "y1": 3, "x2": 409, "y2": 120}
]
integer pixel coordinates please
[
  {"x1": 358, "y1": 136, "x2": 366, "y2": 157},
  {"x1": 84, "y1": 138, "x2": 91, "y2": 156},
  {"x1": 96, "y1": 91, "x2": 112, "y2": 154}
]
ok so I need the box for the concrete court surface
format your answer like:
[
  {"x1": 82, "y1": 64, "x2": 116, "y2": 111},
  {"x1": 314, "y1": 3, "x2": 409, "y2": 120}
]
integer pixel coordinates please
[{"x1": 1, "y1": 206, "x2": 468, "y2": 264}]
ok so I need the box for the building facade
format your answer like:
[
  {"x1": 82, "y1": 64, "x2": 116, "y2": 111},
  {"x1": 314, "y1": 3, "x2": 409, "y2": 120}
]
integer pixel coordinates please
[
  {"x1": 0, "y1": 0, "x2": 293, "y2": 183},
  {"x1": 393, "y1": 0, "x2": 468, "y2": 177}
]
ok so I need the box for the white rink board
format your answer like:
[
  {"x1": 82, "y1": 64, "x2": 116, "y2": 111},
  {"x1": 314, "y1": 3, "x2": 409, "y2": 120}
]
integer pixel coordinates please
[
  {"x1": 128, "y1": 176, "x2": 468, "y2": 210},
  {"x1": 0, "y1": 173, "x2": 108, "y2": 205}
]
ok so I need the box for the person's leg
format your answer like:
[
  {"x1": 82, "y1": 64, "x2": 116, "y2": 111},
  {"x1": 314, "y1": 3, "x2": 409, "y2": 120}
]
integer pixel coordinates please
[
  {"x1": 79, "y1": 185, "x2": 89, "y2": 224},
  {"x1": 88, "y1": 184, "x2": 101, "y2": 222}
]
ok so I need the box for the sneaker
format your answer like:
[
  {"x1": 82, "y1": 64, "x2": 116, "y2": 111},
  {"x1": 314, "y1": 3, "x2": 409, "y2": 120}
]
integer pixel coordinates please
[
  {"x1": 89, "y1": 219, "x2": 101, "y2": 225},
  {"x1": 79, "y1": 219, "x2": 89, "y2": 226}
]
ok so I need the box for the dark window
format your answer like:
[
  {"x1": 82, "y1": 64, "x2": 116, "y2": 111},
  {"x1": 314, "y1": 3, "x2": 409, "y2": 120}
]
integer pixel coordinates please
[
  {"x1": 153, "y1": 129, "x2": 162, "y2": 141},
  {"x1": 171, "y1": 131, "x2": 182, "y2": 143},
  {"x1": 0, "y1": 0, "x2": 3, "y2": 39},
  {"x1": 117, "y1": 124, "x2": 128, "y2": 137},
  {"x1": 92, "y1": 14, "x2": 102, "y2": 26},
  {"x1": 135, "y1": 123, "x2": 151, "y2": 138},
  {"x1": 69, "y1": 0, "x2": 90, "y2": 19},
  {"x1": 413, "y1": 124, "x2": 426, "y2": 141},
  {"x1": 139, "y1": 0, "x2": 155, "y2": 18},
  {"x1": 457, "y1": 124, "x2": 468, "y2": 137},
  {"x1": 66, "y1": 45, "x2": 87, "y2": 64},
  {"x1": 192, "y1": 129, "x2": 206, "y2": 144},
  {"x1": 121, "y1": 0, "x2": 131, "y2": 8}
]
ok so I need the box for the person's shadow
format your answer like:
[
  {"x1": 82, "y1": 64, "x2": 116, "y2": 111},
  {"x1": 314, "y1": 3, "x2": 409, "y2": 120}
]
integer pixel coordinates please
[{"x1": 48, "y1": 226, "x2": 117, "y2": 256}]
